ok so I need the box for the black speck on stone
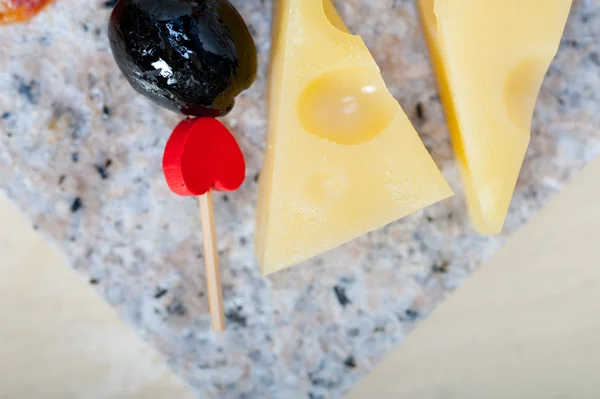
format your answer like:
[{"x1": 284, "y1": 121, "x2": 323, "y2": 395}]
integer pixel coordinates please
[
  {"x1": 254, "y1": 172, "x2": 260, "y2": 183},
  {"x1": 347, "y1": 328, "x2": 360, "y2": 337},
  {"x1": 72, "y1": 152, "x2": 79, "y2": 163},
  {"x1": 17, "y1": 79, "x2": 40, "y2": 104},
  {"x1": 588, "y1": 52, "x2": 600, "y2": 67},
  {"x1": 154, "y1": 287, "x2": 168, "y2": 299},
  {"x1": 564, "y1": 39, "x2": 579, "y2": 48},
  {"x1": 582, "y1": 13, "x2": 590, "y2": 23},
  {"x1": 89, "y1": 278, "x2": 99, "y2": 285},
  {"x1": 415, "y1": 102, "x2": 425, "y2": 121},
  {"x1": 525, "y1": 186, "x2": 538, "y2": 200},
  {"x1": 94, "y1": 158, "x2": 112, "y2": 180},
  {"x1": 82, "y1": 23, "x2": 89, "y2": 32},
  {"x1": 222, "y1": 194, "x2": 229, "y2": 202},
  {"x1": 405, "y1": 308, "x2": 419, "y2": 321},
  {"x1": 309, "y1": 377, "x2": 337, "y2": 389},
  {"x1": 38, "y1": 35, "x2": 52, "y2": 47},
  {"x1": 6, "y1": 132, "x2": 13, "y2": 138},
  {"x1": 333, "y1": 285, "x2": 351, "y2": 307},
  {"x1": 240, "y1": 236, "x2": 247, "y2": 246},
  {"x1": 58, "y1": 175, "x2": 66, "y2": 185},
  {"x1": 167, "y1": 301, "x2": 187, "y2": 316},
  {"x1": 1, "y1": 112, "x2": 10, "y2": 119},
  {"x1": 95, "y1": 165, "x2": 109, "y2": 179},
  {"x1": 103, "y1": 0, "x2": 118, "y2": 8},
  {"x1": 70, "y1": 197, "x2": 83, "y2": 213},
  {"x1": 373, "y1": 325, "x2": 385, "y2": 333},
  {"x1": 432, "y1": 260, "x2": 449, "y2": 274},
  {"x1": 426, "y1": 215, "x2": 434, "y2": 222},
  {"x1": 33, "y1": 224, "x2": 39, "y2": 231},
  {"x1": 308, "y1": 393, "x2": 324, "y2": 399},
  {"x1": 343, "y1": 356, "x2": 357, "y2": 369},
  {"x1": 226, "y1": 307, "x2": 247, "y2": 326},
  {"x1": 102, "y1": 105, "x2": 111, "y2": 119}
]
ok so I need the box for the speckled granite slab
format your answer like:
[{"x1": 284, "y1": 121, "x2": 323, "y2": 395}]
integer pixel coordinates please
[{"x1": 1, "y1": 1, "x2": 599, "y2": 398}]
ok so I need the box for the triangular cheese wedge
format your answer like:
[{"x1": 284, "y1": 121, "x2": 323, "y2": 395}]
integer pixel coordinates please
[
  {"x1": 255, "y1": 0, "x2": 453, "y2": 274},
  {"x1": 418, "y1": 0, "x2": 572, "y2": 234}
]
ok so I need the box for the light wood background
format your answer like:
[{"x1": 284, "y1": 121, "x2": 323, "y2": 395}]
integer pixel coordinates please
[
  {"x1": 347, "y1": 157, "x2": 600, "y2": 398},
  {"x1": 0, "y1": 195, "x2": 196, "y2": 398}
]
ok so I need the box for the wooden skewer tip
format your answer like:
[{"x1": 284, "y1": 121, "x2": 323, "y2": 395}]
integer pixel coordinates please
[{"x1": 198, "y1": 190, "x2": 226, "y2": 332}]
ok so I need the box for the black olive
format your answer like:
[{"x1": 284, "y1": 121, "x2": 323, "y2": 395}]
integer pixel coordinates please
[{"x1": 108, "y1": 0, "x2": 257, "y2": 117}]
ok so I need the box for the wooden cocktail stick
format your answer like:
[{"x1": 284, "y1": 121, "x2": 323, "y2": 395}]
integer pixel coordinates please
[{"x1": 198, "y1": 190, "x2": 225, "y2": 331}]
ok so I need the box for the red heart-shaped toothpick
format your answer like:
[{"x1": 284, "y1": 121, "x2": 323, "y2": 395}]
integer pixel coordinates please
[
  {"x1": 162, "y1": 118, "x2": 246, "y2": 196},
  {"x1": 162, "y1": 117, "x2": 245, "y2": 331}
]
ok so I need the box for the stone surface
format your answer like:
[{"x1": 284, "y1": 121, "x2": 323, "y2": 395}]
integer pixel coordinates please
[{"x1": 0, "y1": 1, "x2": 599, "y2": 398}]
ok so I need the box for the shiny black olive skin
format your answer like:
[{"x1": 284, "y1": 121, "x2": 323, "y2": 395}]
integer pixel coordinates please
[{"x1": 108, "y1": 0, "x2": 257, "y2": 117}]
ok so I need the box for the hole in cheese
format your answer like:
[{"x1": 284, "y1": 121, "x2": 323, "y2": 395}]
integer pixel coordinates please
[
  {"x1": 322, "y1": 0, "x2": 351, "y2": 34},
  {"x1": 297, "y1": 66, "x2": 397, "y2": 145},
  {"x1": 503, "y1": 56, "x2": 548, "y2": 131}
]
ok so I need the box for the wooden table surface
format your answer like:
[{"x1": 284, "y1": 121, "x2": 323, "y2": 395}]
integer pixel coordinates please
[
  {"x1": 347, "y1": 156, "x2": 600, "y2": 398},
  {"x1": 0, "y1": 195, "x2": 196, "y2": 398}
]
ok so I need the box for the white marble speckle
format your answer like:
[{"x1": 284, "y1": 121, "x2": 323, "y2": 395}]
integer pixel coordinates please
[{"x1": 1, "y1": 0, "x2": 599, "y2": 398}]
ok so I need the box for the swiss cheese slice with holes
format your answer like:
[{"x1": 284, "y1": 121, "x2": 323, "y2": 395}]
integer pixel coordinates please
[
  {"x1": 418, "y1": 0, "x2": 572, "y2": 234},
  {"x1": 255, "y1": 0, "x2": 453, "y2": 275}
]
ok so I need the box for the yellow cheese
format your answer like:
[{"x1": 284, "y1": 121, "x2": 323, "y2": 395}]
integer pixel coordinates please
[
  {"x1": 418, "y1": 0, "x2": 572, "y2": 234},
  {"x1": 255, "y1": 0, "x2": 453, "y2": 275}
]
